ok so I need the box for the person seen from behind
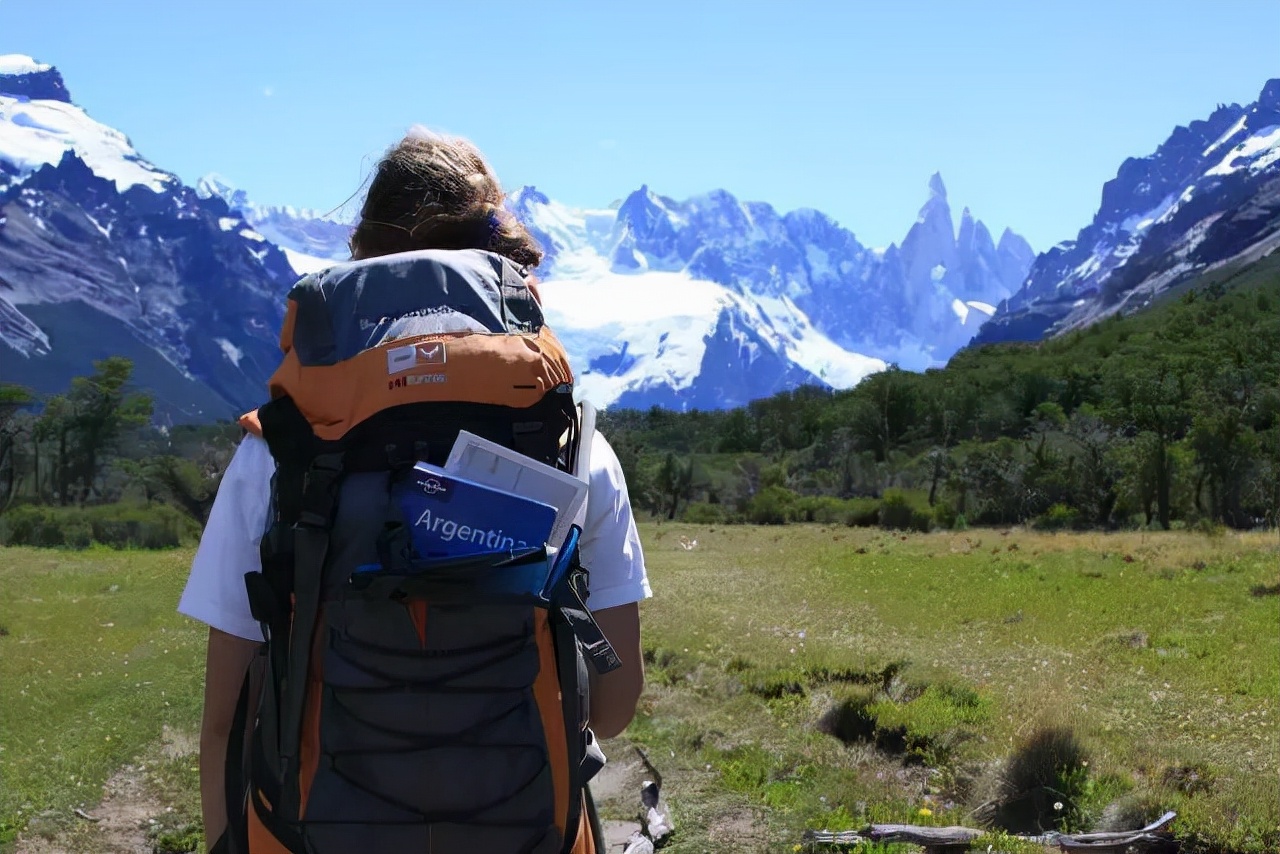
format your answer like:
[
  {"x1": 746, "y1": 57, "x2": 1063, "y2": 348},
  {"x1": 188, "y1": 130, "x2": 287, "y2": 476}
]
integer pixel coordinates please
[{"x1": 177, "y1": 126, "x2": 651, "y2": 853}]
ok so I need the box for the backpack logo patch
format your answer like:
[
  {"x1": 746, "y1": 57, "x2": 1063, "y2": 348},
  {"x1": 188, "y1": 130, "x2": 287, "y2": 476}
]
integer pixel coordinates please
[
  {"x1": 387, "y1": 342, "x2": 448, "y2": 375},
  {"x1": 416, "y1": 342, "x2": 446, "y2": 365}
]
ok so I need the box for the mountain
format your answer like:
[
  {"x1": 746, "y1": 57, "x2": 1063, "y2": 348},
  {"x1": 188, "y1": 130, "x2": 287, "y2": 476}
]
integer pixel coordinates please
[
  {"x1": 195, "y1": 173, "x2": 354, "y2": 275},
  {"x1": 974, "y1": 78, "x2": 1280, "y2": 345},
  {"x1": 507, "y1": 175, "x2": 1032, "y2": 408},
  {"x1": 0, "y1": 55, "x2": 293, "y2": 423},
  {"x1": 0, "y1": 53, "x2": 1033, "y2": 418}
]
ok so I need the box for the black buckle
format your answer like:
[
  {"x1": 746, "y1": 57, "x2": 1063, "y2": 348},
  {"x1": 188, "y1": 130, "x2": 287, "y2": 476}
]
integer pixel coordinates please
[
  {"x1": 296, "y1": 452, "x2": 345, "y2": 529},
  {"x1": 557, "y1": 576, "x2": 621, "y2": 675}
]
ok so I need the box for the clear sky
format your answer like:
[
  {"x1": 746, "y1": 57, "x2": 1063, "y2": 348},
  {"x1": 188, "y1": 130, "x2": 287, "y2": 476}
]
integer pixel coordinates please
[{"x1": 4, "y1": 0, "x2": 1279, "y2": 251}]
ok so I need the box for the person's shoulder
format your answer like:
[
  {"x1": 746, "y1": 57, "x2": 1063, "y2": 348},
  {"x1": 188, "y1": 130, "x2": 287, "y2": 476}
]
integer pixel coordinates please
[
  {"x1": 224, "y1": 432, "x2": 275, "y2": 482},
  {"x1": 586, "y1": 430, "x2": 624, "y2": 479}
]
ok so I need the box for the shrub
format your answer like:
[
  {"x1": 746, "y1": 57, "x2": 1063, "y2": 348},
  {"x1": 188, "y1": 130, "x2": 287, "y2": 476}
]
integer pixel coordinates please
[
  {"x1": 746, "y1": 485, "x2": 796, "y2": 525},
  {"x1": 682, "y1": 501, "x2": 725, "y2": 524},
  {"x1": 0, "y1": 506, "x2": 67, "y2": 548},
  {"x1": 973, "y1": 725, "x2": 1092, "y2": 833},
  {"x1": 86, "y1": 503, "x2": 198, "y2": 549},
  {"x1": 843, "y1": 498, "x2": 881, "y2": 528},
  {"x1": 793, "y1": 495, "x2": 852, "y2": 524},
  {"x1": 880, "y1": 490, "x2": 932, "y2": 533},
  {"x1": 1034, "y1": 503, "x2": 1081, "y2": 532},
  {"x1": 933, "y1": 500, "x2": 959, "y2": 530},
  {"x1": 0, "y1": 503, "x2": 199, "y2": 550}
]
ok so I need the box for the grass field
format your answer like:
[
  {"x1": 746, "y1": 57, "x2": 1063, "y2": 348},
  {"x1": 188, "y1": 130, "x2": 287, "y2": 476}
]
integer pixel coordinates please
[{"x1": 1, "y1": 525, "x2": 1277, "y2": 853}]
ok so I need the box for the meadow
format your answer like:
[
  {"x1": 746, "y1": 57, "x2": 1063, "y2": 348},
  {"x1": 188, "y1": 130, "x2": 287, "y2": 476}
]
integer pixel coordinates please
[{"x1": 1, "y1": 524, "x2": 1277, "y2": 853}]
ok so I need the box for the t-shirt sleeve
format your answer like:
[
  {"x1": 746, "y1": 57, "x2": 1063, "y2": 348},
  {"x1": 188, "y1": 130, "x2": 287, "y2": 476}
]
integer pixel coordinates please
[
  {"x1": 177, "y1": 434, "x2": 274, "y2": 641},
  {"x1": 577, "y1": 431, "x2": 652, "y2": 612}
]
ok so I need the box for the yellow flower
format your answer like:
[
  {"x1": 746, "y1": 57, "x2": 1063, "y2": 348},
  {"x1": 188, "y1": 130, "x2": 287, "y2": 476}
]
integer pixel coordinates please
[{"x1": 918, "y1": 807, "x2": 933, "y2": 817}]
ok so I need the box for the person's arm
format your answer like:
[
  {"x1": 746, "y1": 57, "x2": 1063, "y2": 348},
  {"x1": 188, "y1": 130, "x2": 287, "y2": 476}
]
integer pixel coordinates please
[
  {"x1": 198, "y1": 628, "x2": 260, "y2": 851},
  {"x1": 576, "y1": 431, "x2": 653, "y2": 739},
  {"x1": 587, "y1": 602, "x2": 644, "y2": 739},
  {"x1": 177, "y1": 434, "x2": 276, "y2": 851}
]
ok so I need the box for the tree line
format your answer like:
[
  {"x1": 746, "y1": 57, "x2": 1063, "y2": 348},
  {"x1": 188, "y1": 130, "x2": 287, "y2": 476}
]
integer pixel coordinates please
[
  {"x1": 599, "y1": 269, "x2": 1280, "y2": 532},
  {"x1": 0, "y1": 357, "x2": 240, "y2": 545}
]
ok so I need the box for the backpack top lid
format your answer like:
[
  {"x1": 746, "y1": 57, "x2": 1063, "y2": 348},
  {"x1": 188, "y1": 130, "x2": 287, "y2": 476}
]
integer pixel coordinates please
[{"x1": 267, "y1": 248, "x2": 575, "y2": 441}]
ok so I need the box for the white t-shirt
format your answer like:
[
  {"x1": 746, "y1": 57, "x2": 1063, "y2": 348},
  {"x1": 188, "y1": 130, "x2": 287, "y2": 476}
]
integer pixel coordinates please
[{"x1": 178, "y1": 431, "x2": 652, "y2": 642}]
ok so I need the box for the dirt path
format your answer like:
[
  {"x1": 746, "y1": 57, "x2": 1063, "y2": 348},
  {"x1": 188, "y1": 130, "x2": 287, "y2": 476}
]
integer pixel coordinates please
[
  {"x1": 14, "y1": 725, "x2": 196, "y2": 854},
  {"x1": 14, "y1": 763, "x2": 158, "y2": 854}
]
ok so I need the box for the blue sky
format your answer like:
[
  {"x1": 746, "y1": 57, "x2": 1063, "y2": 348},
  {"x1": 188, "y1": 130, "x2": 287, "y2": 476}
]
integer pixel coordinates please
[{"x1": 4, "y1": 0, "x2": 1279, "y2": 251}]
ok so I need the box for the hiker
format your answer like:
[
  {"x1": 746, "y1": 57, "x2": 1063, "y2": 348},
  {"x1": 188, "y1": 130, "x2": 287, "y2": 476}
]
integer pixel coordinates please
[{"x1": 178, "y1": 127, "x2": 651, "y2": 854}]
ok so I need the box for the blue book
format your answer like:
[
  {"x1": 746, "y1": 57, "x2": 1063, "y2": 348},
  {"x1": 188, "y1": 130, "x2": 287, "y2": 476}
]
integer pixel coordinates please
[{"x1": 394, "y1": 461, "x2": 559, "y2": 562}]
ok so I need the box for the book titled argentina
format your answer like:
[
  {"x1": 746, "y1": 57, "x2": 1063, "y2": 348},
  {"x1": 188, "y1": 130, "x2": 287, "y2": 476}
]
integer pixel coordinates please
[{"x1": 395, "y1": 461, "x2": 560, "y2": 561}]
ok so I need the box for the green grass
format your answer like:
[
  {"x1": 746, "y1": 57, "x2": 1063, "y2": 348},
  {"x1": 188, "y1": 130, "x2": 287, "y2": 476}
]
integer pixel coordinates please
[
  {"x1": 625, "y1": 523, "x2": 1280, "y2": 852},
  {"x1": 0, "y1": 546, "x2": 207, "y2": 852},
  {"x1": 1, "y1": 526, "x2": 1277, "y2": 853}
]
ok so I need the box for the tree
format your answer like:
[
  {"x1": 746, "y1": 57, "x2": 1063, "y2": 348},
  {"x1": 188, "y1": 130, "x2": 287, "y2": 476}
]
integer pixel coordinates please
[
  {"x1": 847, "y1": 367, "x2": 919, "y2": 462},
  {"x1": 1188, "y1": 366, "x2": 1264, "y2": 527},
  {"x1": 63, "y1": 357, "x2": 153, "y2": 503},
  {"x1": 0, "y1": 384, "x2": 35, "y2": 511},
  {"x1": 654, "y1": 453, "x2": 695, "y2": 520},
  {"x1": 1107, "y1": 364, "x2": 1191, "y2": 530},
  {"x1": 1063, "y1": 410, "x2": 1120, "y2": 527}
]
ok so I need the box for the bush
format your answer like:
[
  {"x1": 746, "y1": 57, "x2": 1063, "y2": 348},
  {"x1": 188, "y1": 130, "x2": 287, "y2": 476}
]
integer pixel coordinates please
[
  {"x1": 746, "y1": 486, "x2": 797, "y2": 525},
  {"x1": 0, "y1": 506, "x2": 67, "y2": 547},
  {"x1": 1034, "y1": 503, "x2": 1081, "y2": 532},
  {"x1": 879, "y1": 489, "x2": 932, "y2": 533},
  {"x1": 793, "y1": 495, "x2": 852, "y2": 524},
  {"x1": 87, "y1": 503, "x2": 199, "y2": 549},
  {"x1": 973, "y1": 725, "x2": 1092, "y2": 833},
  {"x1": 682, "y1": 502, "x2": 726, "y2": 524},
  {"x1": 933, "y1": 500, "x2": 959, "y2": 530},
  {"x1": 843, "y1": 498, "x2": 881, "y2": 528},
  {"x1": 0, "y1": 503, "x2": 199, "y2": 550}
]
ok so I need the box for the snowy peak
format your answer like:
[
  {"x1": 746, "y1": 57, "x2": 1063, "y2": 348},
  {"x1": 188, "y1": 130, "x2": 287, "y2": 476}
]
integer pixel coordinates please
[
  {"x1": 0, "y1": 56, "x2": 174, "y2": 194},
  {"x1": 976, "y1": 76, "x2": 1280, "y2": 346},
  {"x1": 928, "y1": 171, "x2": 948, "y2": 199},
  {"x1": 509, "y1": 184, "x2": 551, "y2": 212},
  {"x1": 0, "y1": 129, "x2": 299, "y2": 422},
  {"x1": 510, "y1": 170, "x2": 1032, "y2": 397},
  {"x1": 0, "y1": 55, "x2": 70, "y2": 103},
  {"x1": 614, "y1": 184, "x2": 681, "y2": 257},
  {"x1": 194, "y1": 172, "x2": 353, "y2": 275},
  {"x1": 196, "y1": 173, "x2": 252, "y2": 213}
]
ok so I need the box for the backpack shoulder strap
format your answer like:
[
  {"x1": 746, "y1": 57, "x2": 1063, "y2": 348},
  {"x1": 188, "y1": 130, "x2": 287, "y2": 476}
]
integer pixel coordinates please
[{"x1": 571, "y1": 400, "x2": 596, "y2": 530}]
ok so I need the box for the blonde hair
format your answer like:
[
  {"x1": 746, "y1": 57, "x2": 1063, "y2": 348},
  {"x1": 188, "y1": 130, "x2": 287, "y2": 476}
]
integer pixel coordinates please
[{"x1": 348, "y1": 128, "x2": 543, "y2": 268}]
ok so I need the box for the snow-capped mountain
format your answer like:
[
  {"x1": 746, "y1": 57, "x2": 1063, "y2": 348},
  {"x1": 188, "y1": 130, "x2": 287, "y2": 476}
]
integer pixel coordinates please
[
  {"x1": 197, "y1": 166, "x2": 1033, "y2": 410},
  {"x1": 0, "y1": 56, "x2": 174, "y2": 197},
  {"x1": 975, "y1": 78, "x2": 1280, "y2": 345},
  {"x1": 507, "y1": 178, "x2": 1032, "y2": 408},
  {"x1": 195, "y1": 173, "x2": 354, "y2": 275},
  {"x1": 0, "y1": 52, "x2": 1034, "y2": 418},
  {"x1": 0, "y1": 56, "x2": 294, "y2": 422}
]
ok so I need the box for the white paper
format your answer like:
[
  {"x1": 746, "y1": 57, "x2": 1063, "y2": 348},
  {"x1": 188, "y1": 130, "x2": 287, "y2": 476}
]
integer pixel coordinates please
[{"x1": 444, "y1": 430, "x2": 589, "y2": 551}]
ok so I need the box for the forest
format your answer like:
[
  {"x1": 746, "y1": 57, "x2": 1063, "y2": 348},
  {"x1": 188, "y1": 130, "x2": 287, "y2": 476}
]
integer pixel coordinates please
[
  {"x1": 600, "y1": 259, "x2": 1279, "y2": 533},
  {"x1": 0, "y1": 256, "x2": 1276, "y2": 547}
]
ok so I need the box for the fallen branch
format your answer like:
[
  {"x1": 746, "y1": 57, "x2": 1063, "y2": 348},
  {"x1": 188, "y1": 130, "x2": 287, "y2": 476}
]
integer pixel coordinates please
[{"x1": 801, "y1": 810, "x2": 1178, "y2": 853}]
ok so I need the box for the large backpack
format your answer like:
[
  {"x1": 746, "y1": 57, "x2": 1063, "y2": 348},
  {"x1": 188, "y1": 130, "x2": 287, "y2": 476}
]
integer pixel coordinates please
[{"x1": 218, "y1": 248, "x2": 619, "y2": 854}]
